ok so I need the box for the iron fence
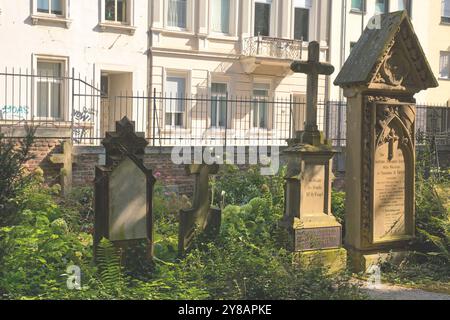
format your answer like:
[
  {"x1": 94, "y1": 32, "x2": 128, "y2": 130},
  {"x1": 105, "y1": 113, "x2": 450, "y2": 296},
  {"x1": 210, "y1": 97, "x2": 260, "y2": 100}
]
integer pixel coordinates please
[{"x1": 0, "y1": 68, "x2": 449, "y2": 147}]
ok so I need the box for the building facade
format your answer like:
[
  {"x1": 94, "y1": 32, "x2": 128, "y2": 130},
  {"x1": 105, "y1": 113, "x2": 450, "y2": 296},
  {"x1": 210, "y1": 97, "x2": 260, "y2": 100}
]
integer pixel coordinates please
[
  {"x1": 329, "y1": 0, "x2": 450, "y2": 106},
  {"x1": 0, "y1": 0, "x2": 448, "y2": 146}
]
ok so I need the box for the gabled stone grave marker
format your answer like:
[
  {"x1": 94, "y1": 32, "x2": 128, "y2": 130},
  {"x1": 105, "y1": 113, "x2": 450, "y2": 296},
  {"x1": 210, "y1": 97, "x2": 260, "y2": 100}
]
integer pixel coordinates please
[
  {"x1": 94, "y1": 117, "x2": 155, "y2": 260},
  {"x1": 334, "y1": 11, "x2": 438, "y2": 272},
  {"x1": 178, "y1": 163, "x2": 222, "y2": 256}
]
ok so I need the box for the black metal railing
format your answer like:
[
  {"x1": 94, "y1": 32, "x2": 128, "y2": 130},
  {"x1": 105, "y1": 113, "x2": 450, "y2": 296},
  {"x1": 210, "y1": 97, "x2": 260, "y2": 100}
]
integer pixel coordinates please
[
  {"x1": 242, "y1": 36, "x2": 303, "y2": 60},
  {"x1": 1, "y1": 68, "x2": 449, "y2": 148}
]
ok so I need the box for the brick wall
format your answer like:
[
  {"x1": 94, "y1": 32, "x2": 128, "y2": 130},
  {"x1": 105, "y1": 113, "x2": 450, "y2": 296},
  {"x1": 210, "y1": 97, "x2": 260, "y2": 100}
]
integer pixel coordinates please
[
  {"x1": 23, "y1": 138, "x2": 63, "y2": 185},
  {"x1": 21, "y1": 141, "x2": 449, "y2": 197}
]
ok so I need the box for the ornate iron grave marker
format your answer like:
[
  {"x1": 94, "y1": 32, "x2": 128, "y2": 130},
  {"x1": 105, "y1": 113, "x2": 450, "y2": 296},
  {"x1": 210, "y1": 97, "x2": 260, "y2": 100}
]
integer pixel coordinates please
[
  {"x1": 334, "y1": 11, "x2": 438, "y2": 272},
  {"x1": 94, "y1": 117, "x2": 155, "y2": 259},
  {"x1": 178, "y1": 163, "x2": 222, "y2": 256}
]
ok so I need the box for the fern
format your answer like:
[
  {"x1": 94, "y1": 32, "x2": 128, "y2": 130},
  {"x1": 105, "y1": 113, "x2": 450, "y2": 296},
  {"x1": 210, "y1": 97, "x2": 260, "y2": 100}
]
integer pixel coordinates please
[{"x1": 96, "y1": 238, "x2": 125, "y2": 296}]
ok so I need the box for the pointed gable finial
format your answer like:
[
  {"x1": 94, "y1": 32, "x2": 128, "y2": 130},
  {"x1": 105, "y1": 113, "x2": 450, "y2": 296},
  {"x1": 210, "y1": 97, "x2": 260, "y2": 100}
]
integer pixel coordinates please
[{"x1": 334, "y1": 11, "x2": 438, "y2": 93}]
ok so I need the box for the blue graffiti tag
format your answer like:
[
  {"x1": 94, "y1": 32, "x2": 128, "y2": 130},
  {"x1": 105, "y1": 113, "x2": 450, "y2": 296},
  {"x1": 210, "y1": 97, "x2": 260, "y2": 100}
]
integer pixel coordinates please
[{"x1": 1, "y1": 105, "x2": 29, "y2": 119}]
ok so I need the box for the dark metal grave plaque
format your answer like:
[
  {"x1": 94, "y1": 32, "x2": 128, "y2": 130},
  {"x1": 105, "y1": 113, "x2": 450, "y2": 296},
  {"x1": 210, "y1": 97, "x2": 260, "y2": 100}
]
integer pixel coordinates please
[{"x1": 295, "y1": 227, "x2": 342, "y2": 251}]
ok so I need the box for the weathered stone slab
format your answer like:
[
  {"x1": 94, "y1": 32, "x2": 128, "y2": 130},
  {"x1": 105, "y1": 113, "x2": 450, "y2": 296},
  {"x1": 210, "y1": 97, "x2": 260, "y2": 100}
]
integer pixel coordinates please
[
  {"x1": 334, "y1": 12, "x2": 438, "y2": 272},
  {"x1": 94, "y1": 117, "x2": 155, "y2": 260},
  {"x1": 109, "y1": 157, "x2": 148, "y2": 241}
]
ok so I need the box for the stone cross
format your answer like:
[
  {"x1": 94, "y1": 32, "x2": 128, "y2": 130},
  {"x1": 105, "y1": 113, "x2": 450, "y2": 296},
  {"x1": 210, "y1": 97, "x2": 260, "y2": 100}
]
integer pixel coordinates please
[
  {"x1": 178, "y1": 164, "x2": 221, "y2": 256},
  {"x1": 291, "y1": 41, "x2": 335, "y2": 145},
  {"x1": 50, "y1": 140, "x2": 75, "y2": 197}
]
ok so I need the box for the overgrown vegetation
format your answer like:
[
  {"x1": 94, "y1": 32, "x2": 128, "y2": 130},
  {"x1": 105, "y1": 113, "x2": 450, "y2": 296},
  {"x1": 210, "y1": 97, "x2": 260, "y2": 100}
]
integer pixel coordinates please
[
  {"x1": 0, "y1": 127, "x2": 36, "y2": 226},
  {"x1": 380, "y1": 138, "x2": 450, "y2": 292},
  {"x1": 0, "y1": 136, "x2": 364, "y2": 299}
]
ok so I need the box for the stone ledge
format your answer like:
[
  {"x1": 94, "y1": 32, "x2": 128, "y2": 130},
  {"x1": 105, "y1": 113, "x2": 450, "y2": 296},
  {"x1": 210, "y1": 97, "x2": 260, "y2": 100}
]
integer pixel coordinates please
[{"x1": 294, "y1": 248, "x2": 347, "y2": 274}]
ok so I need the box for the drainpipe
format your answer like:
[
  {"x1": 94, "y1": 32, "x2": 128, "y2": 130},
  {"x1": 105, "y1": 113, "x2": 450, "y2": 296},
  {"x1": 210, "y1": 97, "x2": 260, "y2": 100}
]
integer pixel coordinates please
[{"x1": 339, "y1": 0, "x2": 347, "y2": 102}]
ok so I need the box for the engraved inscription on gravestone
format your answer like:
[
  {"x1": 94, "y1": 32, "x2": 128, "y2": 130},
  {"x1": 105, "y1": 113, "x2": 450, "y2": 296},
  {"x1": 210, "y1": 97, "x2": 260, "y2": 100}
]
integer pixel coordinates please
[
  {"x1": 109, "y1": 157, "x2": 148, "y2": 241},
  {"x1": 374, "y1": 136, "x2": 406, "y2": 242},
  {"x1": 295, "y1": 227, "x2": 342, "y2": 251},
  {"x1": 302, "y1": 164, "x2": 325, "y2": 214}
]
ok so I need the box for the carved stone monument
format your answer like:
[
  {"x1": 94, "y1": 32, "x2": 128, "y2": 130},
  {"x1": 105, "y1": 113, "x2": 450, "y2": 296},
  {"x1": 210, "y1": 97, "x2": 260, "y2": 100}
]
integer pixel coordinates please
[
  {"x1": 282, "y1": 41, "x2": 346, "y2": 272},
  {"x1": 334, "y1": 11, "x2": 438, "y2": 272},
  {"x1": 178, "y1": 164, "x2": 222, "y2": 256},
  {"x1": 94, "y1": 117, "x2": 155, "y2": 259}
]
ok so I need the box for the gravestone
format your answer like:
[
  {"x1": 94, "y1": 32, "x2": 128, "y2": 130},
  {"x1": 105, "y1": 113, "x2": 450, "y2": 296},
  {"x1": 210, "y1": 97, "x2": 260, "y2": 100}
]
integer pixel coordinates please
[
  {"x1": 94, "y1": 117, "x2": 155, "y2": 259},
  {"x1": 178, "y1": 164, "x2": 222, "y2": 256},
  {"x1": 49, "y1": 140, "x2": 75, "y2": 196},
  {"x1": 282, "y1": 41, "x2": 346, "y2": 272},
  {"x1": 334, "y1": 11, "x2": 438, "y2": 272}
]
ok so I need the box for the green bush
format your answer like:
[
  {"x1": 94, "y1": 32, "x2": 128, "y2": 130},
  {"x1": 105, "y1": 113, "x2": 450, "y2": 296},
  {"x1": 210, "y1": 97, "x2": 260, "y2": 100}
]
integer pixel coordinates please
[{"x1": 0, "y1": 127, "x2": 36, "y2": 226}]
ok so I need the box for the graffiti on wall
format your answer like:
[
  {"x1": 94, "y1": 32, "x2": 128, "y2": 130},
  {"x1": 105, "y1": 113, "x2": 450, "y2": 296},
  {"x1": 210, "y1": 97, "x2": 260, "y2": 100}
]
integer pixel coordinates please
[
  {"x1": 73, "y1": 107, "x2": 95, "y2": 123},
  {"x1": 1, "y1": 105, "x2": 29, "y2": 119}
]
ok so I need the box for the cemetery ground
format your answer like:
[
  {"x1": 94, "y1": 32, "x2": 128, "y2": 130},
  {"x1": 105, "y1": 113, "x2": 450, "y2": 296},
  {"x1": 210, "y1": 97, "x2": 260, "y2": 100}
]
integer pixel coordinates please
[{"x1": 0, "y1": 132, "x2": 448, "y2": 300}]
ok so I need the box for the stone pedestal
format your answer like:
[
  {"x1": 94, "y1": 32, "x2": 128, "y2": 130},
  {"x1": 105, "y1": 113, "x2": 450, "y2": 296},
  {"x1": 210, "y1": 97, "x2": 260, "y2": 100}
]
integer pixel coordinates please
[
  {"x1": 334, "y1": 12, "x2": 438, "y2": 272},
  {"x1": 282, "y1": 135, "x2": 346, "y2": 272}
]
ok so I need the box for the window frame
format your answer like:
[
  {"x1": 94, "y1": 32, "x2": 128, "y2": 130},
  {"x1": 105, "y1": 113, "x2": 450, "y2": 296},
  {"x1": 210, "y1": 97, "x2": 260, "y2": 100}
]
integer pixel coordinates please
[
  {"x1": 31, "y1": 0, "x2": 71, "y2": 27},
  {"x1": 104, "y1": 0, "x2": 128, "y2": 24},
  {"x1": 210, "y1": 82, "x2": 229, "y2": 129},
  {"x1": 210, "y1": 0, "x2": 232, "y2": 35},
  {"x1": 99, "y1": 0, "x2": 136, "y2": 34},
  {"x1": 164, "y1": 71, "x2": 190, "y2": 129},
  {"x1": 292, "y1": 0, "x2": 312, "y2": 42},
  {"x1": 375, "y1": 0, "x2": 390, "y2": 14},
  {"x1": 439, "y1": 51, "x2": 450, "y2": 80},
  {"x1": 253, "y1": 0, "x2": 275, "y2": 37},
  {"x1": 32, "y1": 55, "x2": 69, "y2": 121},
  {"x1": 350, "y1": 0, "x2": 366, "y2": 13},
  {"x1": 442, "y1": 0, "x2": 450, "y2": 24},
  {"x1": 251, "y1": 81, "x2": 272, "y2": 130},
  {"x1": 165, "y1": 0, "x2": 193, "y2": 32}
]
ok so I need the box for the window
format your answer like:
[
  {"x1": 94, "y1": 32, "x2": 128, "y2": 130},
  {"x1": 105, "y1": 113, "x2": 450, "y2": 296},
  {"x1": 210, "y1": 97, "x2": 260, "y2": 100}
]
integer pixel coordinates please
[
  {"x1": 442, "y1": 0, "x2": 450, "y2": 23},
  {"x1": 211, "y1": 0, "x2": 230, "y2": 34},
  {"x1": 36, "y1": 61, "x2": 64, "y2": 119},
  {"x1": 168, "y1": 0, "x2": 187, "y2": 29},
  {"x1": 351, "y1": 0, "x2": 365, "y2": 12},
  {"x1": 293, "y1": 0, "x2": 311, "y2": 41},
  {"x1": 165, "y1": 76, "x2": 186, "y2": 127},
  {"x1": 105, "y1": 0, "x2": 127, "y2": 23},
  {"x1": 211, "y1": 83, "x2": 228, "y2": 128},
  {"x1": 398, "y1": 0, "x2": 412, "y2": 17},
  {"x1": 37, "y1": 0, "x2": 63, "y2": 15},
  {"x1": 440, "y1": 51, "x2": 450, "y2": 79},
  {"x1": 254, "y1": 0, "x2": 271, "y2": 36},
  {"x1": 252, "y1": 84, "x2": 269, "y2": 129},
  {"x1": 375, "y1": 0, "x2": 389, "y2": 14}
]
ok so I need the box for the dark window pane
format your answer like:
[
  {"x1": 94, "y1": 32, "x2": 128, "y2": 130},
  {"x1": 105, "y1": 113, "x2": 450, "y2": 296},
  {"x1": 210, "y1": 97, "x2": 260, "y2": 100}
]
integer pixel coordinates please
[
  {"x1": 351, "y1": 0, "x2": 363, "y2": 11},
  {"x1": 105, "y1": 0, "x2": 116, "y2": 21},
  {"x1": 51, "y1": 0, "x2": 63, "y2": 15},
  {"x1": 37, "y1": 0, "x2": 49, "y2": 13},
  {"x1": 294, "y1": 8, "x2": 309, "y2": 41},
  {"x1": 117, "y1": 0, "x2": 126, "y2": 22},
  {"x1": 37, "y1": 82, "x2": 49, "y2": 117},
  {"x1": 254, "y1": 3, "x2": 270, "y2": 36}
]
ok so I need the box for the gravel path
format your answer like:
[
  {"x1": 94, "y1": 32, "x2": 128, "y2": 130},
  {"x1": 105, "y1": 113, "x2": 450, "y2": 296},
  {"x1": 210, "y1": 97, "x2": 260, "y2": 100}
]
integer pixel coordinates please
[{"x1": 361, "y1": 283, "x2": 450, "y2": 300}]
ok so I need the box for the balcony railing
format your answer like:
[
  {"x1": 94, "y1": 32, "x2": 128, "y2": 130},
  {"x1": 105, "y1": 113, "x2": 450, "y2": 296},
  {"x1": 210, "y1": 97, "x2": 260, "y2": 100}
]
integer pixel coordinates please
[{"x1": 242, "y1": 36, "x2": 303, "y2": 60}]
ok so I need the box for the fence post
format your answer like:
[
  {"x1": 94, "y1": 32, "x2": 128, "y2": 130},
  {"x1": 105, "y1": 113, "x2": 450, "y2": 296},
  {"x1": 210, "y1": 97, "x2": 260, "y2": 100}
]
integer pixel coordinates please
[
  {"x1": 71, "y1": 68, "x2": 75, "y2": 144},
  {"x1": 289, "y1": 95, "x2": 293, "y2": 139},
  {"x1": 225, "y1": 92, "x2": 229, "y2": 148},
  {"x1": 152, "y1": 88, "x2": 157, "y2": 147}
]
